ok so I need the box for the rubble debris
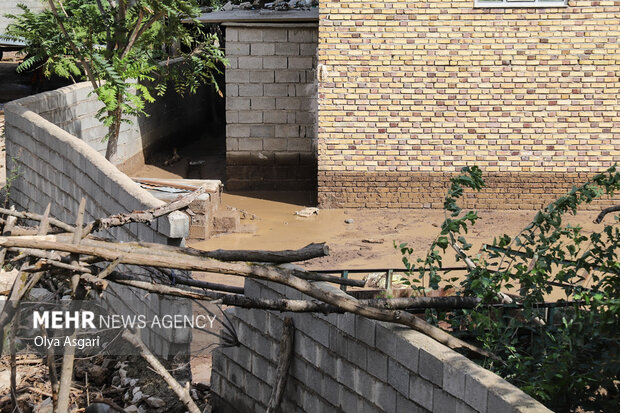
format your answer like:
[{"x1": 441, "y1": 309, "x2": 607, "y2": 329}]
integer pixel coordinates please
[{"x1": 294, "y1": 207, "x2": 319, "y2": 217}]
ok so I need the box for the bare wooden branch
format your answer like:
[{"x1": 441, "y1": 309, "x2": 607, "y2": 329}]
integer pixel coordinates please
[
  {"x1": 594, "y1": 205, "x2": 620, "y2": 223},
  {"x1": 82, "y1": 185, "x2": 206, "y2": 235},
  {"x1": 266, "y1": 317, "x2": 294, "y2": 413},
  {"x1": 37, "y1": 204, "x2": 51, "y2": 236},
  {"x1": 0, "y1": 207, "x2": 74, "y2": 232},
  {"x1": 121, "y1": 330, "x2": 201, "y2": 413},
  {"x1": 0, "y1": 234, "x2": 495, "y2": 359},
  {"x1": 110, "y1": 276, "x2": 480, "y2": 312}
]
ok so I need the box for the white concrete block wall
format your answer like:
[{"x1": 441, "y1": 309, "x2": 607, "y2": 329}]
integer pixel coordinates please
[
  {"x1": 211, "y1": 279, "x2": 552, "y2": 413},
  {"x1": 3, "y1": 86, "x2": 192, "y2": 359},
  {"x1": 224, "y1": 23, "x2": 318, "y2": 190},
  {"x1": 0, "y1": 0, "x2": 45, "y2": 35}
]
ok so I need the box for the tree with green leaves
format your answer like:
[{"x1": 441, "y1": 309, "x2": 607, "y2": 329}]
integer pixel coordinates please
[
  {"x1": 397, "y1": 166, "x2": 620, "y2": 411},
  {"x1": 5, "y1": 0, "x2": 226, "y2": 161}
]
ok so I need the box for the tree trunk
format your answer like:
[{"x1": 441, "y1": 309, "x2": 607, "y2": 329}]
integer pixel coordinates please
[{"x1": 104, "y1": 103, "x2": 122, "y2": 161}]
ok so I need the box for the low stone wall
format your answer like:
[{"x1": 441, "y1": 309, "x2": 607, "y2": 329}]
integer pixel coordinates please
[
  {"x1": 211, "y1": 279, "x2": 550, "y2": 413},
  {"x1": 225, "y1": 22, "x2": 318, "y2": 190},
  {"x1": 3, "y1": 88, "x2": 192, "y2": 358}
]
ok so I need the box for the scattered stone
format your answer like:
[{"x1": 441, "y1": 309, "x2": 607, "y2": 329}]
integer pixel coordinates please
[
  {"x1": 362, "y1": 238, "x2": 384, "y2": 244},
  {"x1": 222, "y1": 1, "x2": 234, "y2": 11},
  {"x1": 33, "y1": 398, "x2": 53, "y2": 413},
  {"x1": 344, "y1": 218, "x2": 354, "y2": 224},
  {"x1": 124, "y1": 406, "x2": 139, "y2": 413},
  {"x1": 131, "y1": 390, "x2": 143, "y2": 404},
  {"x1": 145, "y1": 397, "x2": 166, "y2": 408},
  {"x1": 239, "y1": 1, "x2": 252, "y2": 9}
]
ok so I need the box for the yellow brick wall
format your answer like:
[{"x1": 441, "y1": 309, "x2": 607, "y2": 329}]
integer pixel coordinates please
[{"x1": 317, "y1": 0, "x2": 620, "y2": 208}]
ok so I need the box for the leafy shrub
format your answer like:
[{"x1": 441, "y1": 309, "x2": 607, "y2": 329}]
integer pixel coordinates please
[{"x1": 397, "y1": 166, "x2": 620, "y2": 411}]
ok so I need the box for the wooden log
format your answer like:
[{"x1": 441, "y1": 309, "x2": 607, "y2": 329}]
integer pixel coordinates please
[
  {"x1": 2, "y1": 235, "x2": 363, "y2": 287},
  {"x1": 204, "y1": 242, "x2": 329, "y2": 263},
  {"x1": 0, "y1": 236, "x2": 495, "y2": 358},
  {"x1": 266, "y1": 317, "x2": 294, "y2": 413}
]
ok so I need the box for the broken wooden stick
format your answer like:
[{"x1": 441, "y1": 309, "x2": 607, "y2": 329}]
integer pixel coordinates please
[
  {"x1": 82, "y1": 184, "x2": 207, "y2": 235},
  {"x1": 266, "y1": 317, "x2": 294, "y2": 413},
  {"x1": 121, "y1": 329, "x2": 201, "y2": 413}
]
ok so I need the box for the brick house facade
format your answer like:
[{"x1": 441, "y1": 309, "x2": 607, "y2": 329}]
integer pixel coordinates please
[{"x1": 316, "y1": 0, "x2": 620, "y2": 209}]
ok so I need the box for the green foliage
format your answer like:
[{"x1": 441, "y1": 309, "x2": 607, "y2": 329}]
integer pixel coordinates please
[
  {"x1": 6, "y1": 0, "x2": 227, "y2": 157},
  {"x1": 397, "y1": 166, "x2": 620, "y2": 411}
]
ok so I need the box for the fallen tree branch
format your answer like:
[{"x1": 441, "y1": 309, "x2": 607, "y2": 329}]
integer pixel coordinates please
[
  {"x1": 266, "y1": 317, "x2": 294, "y2": 413},
  {"x1": 0, "y1": 207, "x2": 75, "y2": 233},
  {"x1": 204, "y1": 242, "x2": 329, "y2": 263},
  {"x1": 82, "y1": 185, "x2": 207, "y2": 235},
  {"x1": 594, "y1": 205, "x2": 620, "y2": 223},
  {"x1": 109, "y1": 276, "x2": 481, "y2": 312},
  {"x1": 121, "y1": 329, "x2": 201, "y2": 413}
]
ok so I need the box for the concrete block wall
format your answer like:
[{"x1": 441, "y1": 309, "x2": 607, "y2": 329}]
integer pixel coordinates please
[
  {"x1": 14, "y1": 82, "x2": 208, "y2": 171},
  {"x1": 225, "y1": 23, "x2": 318, "y2": 190},
  {"x1": 211, "y1": 279, "x2": 551, "y2": 413},
  {"x1": 0, "y1": 0, "x2": 45, "y2": 35},
  {"x1": 3, "y1": 89, "x2": 192, "y2": 359},
  {"x1": 317, "y1": 0, "x2": 620, "y2": 209}
]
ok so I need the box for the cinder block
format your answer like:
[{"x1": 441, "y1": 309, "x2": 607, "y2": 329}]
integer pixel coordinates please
[
  {"x1": 275, "y1": 70, "x2": 300, "y2": 83},
  {"x1": 225, "y1": 66, "x2": 252, "y2": 84},
  {"x1": 276, "y1": 97, "x2": 301, "y2": 110},
  {"x1": 388, "y1": 358, "x2": 410, "y2": 397},
  {"x1": 250, "y1": 124, "x2": 275, "y2": 138},
  {"x1": 264, "y1": 84, "x2": 290, "y2": 97},
  {"x1": 287, "y1": 138, "x2": 312, "y2": 152},
  {"x1": 263, "y1": 29, "x2": 288, "y2": 42},
  {"x1": 419, "y1": 349, "x2": 443, "y2": 387},
  {"x1": 433, "y1": 389, "x2": 457, "y2": 413},
  {"x1": 251, "y1": 42, "x2": 275, "y2": 56},
  {"x1": 238, "y1": 138, "x2": 263, "y2": 151},
  {"x1": 227, "y1": 124, "x2": 251, "y2": 138},
  {"x1": 409, "y1": 375, "x2": 434, "y2": 411},
  {"x1": 371, "y1": 381, "x2": 397, "y2": 413},
  {"x1": 250, "y1": 70, "x2": 275, "y2": 83},
  {"x1": 346, "y1": 339, "x2": 367, "y2": 370},
  {"x1": 239, "y1": 84, "x2": 264, "y2": 97},
  {"x1": 238, "y1": 28, "x2": 264, "y2": 42},
  {"x1": 455, "y1": 400, "x2": 477, "y2": 413},
  {"x1": 288, "y1": 57, "x2": 314, "y2": 69},
  {"x1": 225, "y1": 97, "x2": 250, "y2": 111},
  {"x1": 397, "y1": 393, "x2": 421, "y2": 413},
  {"x1": 300, "y1": 42, "x2": 317, "y2": 56},
  {"x1": 226, "y1": 111, "x2": 239, "y2": 124},
  {"x1": 367, "y1": 350, "x2": 388, "y2": 381},
  {"x1": 263, "y1": 56, "x2": 288, "y2": 69},
  {"x1": 340, "y1": 388, "x2": 359, "y2": 412},
  {"x1": 250, "y1": 97, "x2": 276, "y2": 110},
  {"x1": 288, "y1": 29, "x2": 316, "y2": 43},
  {"x1": 262, "y1": 138, "x2": 287, "y2": 151},
  {"x1": 226, "y1": 43, "x2": 250, "y2": 56},
  {"x1": 237, "y1": 111, "x2": 263, "y2": 124},
  {"x1": 354, "y1": 316, "x2": 375, "y2": 346},
  {"x1": 225, "y1": 27, "x2": 238, "y2": 42},
  {"x1": 263, "y1": 110, "x2": 288, "y2": 124},
  {"x1": 276, "y1": 42, "x2": 300, "y2": 56},
  {"x1": 443, "y1": 358, "x2": 467, "y2": 400},
  {"x1": 276, "y1": 124, "x2": 300, "y2": 138},
  {"x1": 320, "y1": 375, "x2": 342, "y2": 407},
  {"x1": 376, "y1": 324, "x2": 419, "y2": 373},
  {"x1": 238, "y1": 56, "x2": 263, "y2": 69}
]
